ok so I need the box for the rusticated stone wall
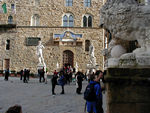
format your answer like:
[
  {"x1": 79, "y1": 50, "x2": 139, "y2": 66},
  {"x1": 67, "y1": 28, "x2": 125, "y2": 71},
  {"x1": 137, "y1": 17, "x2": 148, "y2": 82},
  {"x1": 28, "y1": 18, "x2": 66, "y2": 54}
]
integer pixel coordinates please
[{"x1": 0, "y1": 0, "x2": 104, "y2": 73}]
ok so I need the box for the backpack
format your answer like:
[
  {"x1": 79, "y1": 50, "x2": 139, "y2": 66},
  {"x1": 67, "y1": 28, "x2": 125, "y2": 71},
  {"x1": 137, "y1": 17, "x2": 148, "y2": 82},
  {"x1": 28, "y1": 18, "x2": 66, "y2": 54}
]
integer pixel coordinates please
[{"x1": 84, "y1": 83, "x2": 97, "y2": 101}]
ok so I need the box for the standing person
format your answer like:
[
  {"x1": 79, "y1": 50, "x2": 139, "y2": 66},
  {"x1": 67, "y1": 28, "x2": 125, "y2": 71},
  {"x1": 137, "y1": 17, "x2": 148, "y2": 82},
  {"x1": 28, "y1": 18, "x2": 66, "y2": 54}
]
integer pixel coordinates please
[
  {"x1": 23, "y1": 69, "x2": 28, "y2": 83},
  {"x1": 20, "y1": 70, "x2": 23, "y2": 80},
  {"x1": 58, "y1": 71, "x2": 65, "y2": 94},
  {"x1": 26, "y1": 69, "x2": 30, "y2": 81},
  {"x1": 76, "y1": 71, "x2": 83, "y2": 94},
  {"x1": 95, "y1": 70, "x2": 104, "y2": 113},
  {"x1": 53, "y1": 70, "x2": 58, "y2": 75},
  {"x1": 84, "y1": 70, "x2": 103, "y2": 113},
  {"x1": 44, "y1": 68, "x2": 48, "y2": 84},
  {"x1": 51, "y1": 73, "x2": 58, "y2": 95},
  {"x1": 38, "y1": 68, "x2": 45, "y2": 83},
  {"x1": 4, "y1": 68, "x2": 10, "y2": 81}
]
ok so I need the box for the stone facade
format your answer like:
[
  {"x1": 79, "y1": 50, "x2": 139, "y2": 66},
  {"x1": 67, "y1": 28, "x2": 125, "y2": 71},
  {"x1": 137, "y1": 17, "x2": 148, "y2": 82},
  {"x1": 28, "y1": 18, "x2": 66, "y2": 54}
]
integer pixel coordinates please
[{"x1": 0, "y1": 0, "x2": 104, "y2": 73}]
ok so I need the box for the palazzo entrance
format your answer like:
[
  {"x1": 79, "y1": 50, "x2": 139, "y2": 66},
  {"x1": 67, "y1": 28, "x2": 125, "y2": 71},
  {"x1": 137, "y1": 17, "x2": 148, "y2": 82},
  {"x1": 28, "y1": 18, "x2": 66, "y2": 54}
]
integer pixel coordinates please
[
  {"x1": 3, "y1": 59, "x2": 10, "y2": 70},
  {"x1": 63, "y1": 50, "x2": 74, "y2": 67}
]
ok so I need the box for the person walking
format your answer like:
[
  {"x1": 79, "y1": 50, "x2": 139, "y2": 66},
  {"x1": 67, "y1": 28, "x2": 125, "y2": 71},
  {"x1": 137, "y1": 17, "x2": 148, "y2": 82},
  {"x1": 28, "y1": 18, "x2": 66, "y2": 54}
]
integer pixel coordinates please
[
  {"x1": 84, "y1": 70, "x2": 103, "y2": 113},
  {"x1": 95, "y1": 70, "x2": 104, "y2": 113}
]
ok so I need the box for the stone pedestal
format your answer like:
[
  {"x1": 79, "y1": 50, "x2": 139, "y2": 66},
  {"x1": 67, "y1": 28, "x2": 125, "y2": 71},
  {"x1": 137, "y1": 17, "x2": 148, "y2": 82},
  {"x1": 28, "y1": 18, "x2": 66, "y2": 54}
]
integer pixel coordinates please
[{"x1": 105, "y1": 68, "x2": 150, "y2": 113}]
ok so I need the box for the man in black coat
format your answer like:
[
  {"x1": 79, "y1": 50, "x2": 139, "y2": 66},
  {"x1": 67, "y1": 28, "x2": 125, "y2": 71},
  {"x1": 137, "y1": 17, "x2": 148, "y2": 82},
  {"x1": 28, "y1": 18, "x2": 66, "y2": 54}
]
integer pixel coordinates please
[
  {"x1": 26, "y1": 69, "x2": 30, "y2": 81},
  {"x1": 38, "y1": 68, "x2": 45, "y2": 83},
  {"x1": 23, "y1": 69, "x2": 28, "y2": 83},
  {"x1": 51, "y1": 73, "x2": 58, "y2": 95},
  {"x1": 76, "y1": 71, "x2": 83, "y2": 94},
  {"x1": 4, "y1": 68, "x2": 10, "y2": 81},
  {"x1": 20, "y1": 70, "x2": 23, "y2": 80}
]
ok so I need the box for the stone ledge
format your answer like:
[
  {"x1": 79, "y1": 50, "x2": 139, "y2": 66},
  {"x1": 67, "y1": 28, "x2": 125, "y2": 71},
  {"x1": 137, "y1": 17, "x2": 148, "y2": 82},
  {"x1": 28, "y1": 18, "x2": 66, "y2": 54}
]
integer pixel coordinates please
[{"x1": 107, "y1": 68, "x2": 150, "y2": 77}]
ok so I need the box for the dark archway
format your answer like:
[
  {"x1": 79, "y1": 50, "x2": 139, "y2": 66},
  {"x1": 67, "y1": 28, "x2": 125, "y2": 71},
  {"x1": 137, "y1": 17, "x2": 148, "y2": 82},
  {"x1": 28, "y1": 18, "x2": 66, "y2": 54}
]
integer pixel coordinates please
[{"x1": 63, "y1": 50, "x2": 74, "y2": 67}]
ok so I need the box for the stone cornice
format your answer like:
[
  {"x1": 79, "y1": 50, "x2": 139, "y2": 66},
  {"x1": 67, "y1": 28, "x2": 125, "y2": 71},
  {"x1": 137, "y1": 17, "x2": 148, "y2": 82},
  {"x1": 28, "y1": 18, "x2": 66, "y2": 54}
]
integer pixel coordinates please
[{"x1": 16, "y1": 26, "x2": 101, "y2": 29}]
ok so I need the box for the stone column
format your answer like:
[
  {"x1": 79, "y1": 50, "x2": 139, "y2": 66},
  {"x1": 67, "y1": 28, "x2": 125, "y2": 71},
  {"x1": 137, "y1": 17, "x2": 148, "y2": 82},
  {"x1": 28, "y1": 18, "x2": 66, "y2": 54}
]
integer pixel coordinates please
[{"x1": 105, "y1": 68, "x2": 150, "y2": 113}]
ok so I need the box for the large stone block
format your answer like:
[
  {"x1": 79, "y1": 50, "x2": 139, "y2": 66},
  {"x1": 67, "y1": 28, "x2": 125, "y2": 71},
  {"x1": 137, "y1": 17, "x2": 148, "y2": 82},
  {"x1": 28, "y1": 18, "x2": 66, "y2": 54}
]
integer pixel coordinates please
[{"x1": 105, "y1": 68, "x2": 150, "y2": 113}]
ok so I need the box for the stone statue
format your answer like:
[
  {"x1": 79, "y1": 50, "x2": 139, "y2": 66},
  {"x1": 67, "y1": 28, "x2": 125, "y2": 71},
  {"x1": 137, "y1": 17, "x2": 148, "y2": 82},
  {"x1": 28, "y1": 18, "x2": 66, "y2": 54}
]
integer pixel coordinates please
[
  {"x1": 56, "y1": 62, "x2": 59, "y2": 69},
  {"x1": 36, "y1": 41, "x2": 46, "y2": 72},
  {"x1": 100, "y1": 0, "x2": 150, "y2": 67},
  {"x1": 89, "y1": 42, "x2": 97, "y2": 66},
  {"x1": 36, "y1": 41, "x2": 45, "y2": 65},
  {"x1": 75, "y1": 62, "x2": 78, "y2": 72}
]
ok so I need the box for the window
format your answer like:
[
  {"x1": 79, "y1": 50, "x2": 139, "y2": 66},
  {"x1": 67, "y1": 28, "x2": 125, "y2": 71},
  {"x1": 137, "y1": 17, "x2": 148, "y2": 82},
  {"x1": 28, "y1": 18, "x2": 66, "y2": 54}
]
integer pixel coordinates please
[
  {"x1": 63, "y1": 14, "x2": 74, "y2": 27},
  {"x1": 8, "y1": 15, "x2": 13, "y2": 24},
  {"x1": 69, "y1": 15, "x2": 73, "y2": 27},
  {"x1": 84, "y1": 0, "x2": 91, "y2": 7},
  {"x1": 83, "y1": 15, "x2": 92, "y2": 27},
  {"x1": 66, "y1": 0, "x2": 73, "y2": 6},
  {"x1": 85, "y1": 40, "x2": 90, "y2": 51},
  {"x1": 83, "y1": 16, "x2": 87, "y2": 27},
  {"x1": 11, "y1": 4, "x2": 15, "y2": 10},
  {"x1": 88, "y1": 16, "x2": 92, "y2": 27},
  {"x1": 6, "y1": 40, "x2": 10, "y2": 50},
  {"x1": 11, "y1": 4, "x2": 15, "y2": 13},
  {"x1": 31, "y1": 14, "x2": 40, "y2": 26},
  {"x1": 63, "y1": 15, "x2": 68, "y2": 27}
]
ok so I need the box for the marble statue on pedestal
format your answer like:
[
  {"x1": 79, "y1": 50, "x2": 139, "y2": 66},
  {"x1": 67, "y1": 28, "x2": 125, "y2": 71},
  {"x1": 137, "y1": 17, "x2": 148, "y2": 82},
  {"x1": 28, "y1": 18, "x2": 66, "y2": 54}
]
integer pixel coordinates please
[
  {"x1": 36, "y1": 41, "x2": 45, "y2": 65},
  {"x1": 36, "y1": 41, "x2": 46, "y2": 71},
  {"x1": 89, "y1": 42, "x2": 97, "y2": 66}
]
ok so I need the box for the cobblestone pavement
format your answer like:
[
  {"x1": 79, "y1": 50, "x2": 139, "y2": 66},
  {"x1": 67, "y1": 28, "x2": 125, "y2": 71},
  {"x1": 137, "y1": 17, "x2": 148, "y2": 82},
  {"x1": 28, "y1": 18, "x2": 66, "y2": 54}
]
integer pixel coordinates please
[{"x1": 0, "y1": 77, "x2": 106, "y2": 113}]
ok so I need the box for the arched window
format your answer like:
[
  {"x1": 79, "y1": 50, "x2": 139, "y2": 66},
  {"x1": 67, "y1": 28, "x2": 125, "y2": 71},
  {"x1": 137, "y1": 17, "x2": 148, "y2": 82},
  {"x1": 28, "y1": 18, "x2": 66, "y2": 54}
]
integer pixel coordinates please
[
  {"x1": 83, "y1": 16, "x2": 87, "y2": 27},
  {"x1": 84, "y1": 0, "x2": 91, "y2": 7},
  {"x1": 83, "y1": 15, "x2": 92, "y2": 27},
  {"x1": 69, "y1": 15, "x2": 74, "y2": 27},
  {"x1": 66, "y1": 0, "x2": 73, "y2": 6},
  {"x1": 6, "y1": 40, "x2": 10, "y2": 50},
  {"x1": 85, "y1": 40, "x2": 90, "y2": 51},
  {"x1": 88, "y1": 16, "x2": 92, "y2": 27},
  {"x1": 8, "y1": 15, "x2": 13, "y2": 24},
  {"x1": 63, "y1": 14, "x2": 74, "y2": 27},
  {"x1": 63, "y1": 15, "x2": 68, "y2": 27},
  {"x1": 31, "y1": 14, "x2": 40, "y2": 26}
]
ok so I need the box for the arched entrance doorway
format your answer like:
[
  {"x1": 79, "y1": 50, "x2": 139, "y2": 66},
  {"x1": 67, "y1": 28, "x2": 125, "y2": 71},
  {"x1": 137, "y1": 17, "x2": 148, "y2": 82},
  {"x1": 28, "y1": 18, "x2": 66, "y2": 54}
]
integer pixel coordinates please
[{"x1": 63, "y1": 50, "x2": 74, "y2": 67}]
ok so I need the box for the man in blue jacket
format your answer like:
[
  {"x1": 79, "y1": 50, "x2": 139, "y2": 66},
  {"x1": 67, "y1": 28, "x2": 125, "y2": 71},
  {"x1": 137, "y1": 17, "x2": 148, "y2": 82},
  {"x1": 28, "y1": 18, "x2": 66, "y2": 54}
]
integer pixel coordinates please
[{"x1": 86, "y1": 70, "x2": 103, "y2": 113}]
